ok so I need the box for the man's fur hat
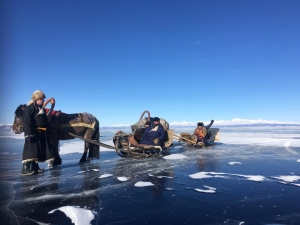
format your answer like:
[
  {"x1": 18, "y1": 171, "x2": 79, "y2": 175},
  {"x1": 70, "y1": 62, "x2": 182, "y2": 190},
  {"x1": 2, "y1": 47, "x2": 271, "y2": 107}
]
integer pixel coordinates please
[{"x1": 27, "y1": 90, "x2": 46, "y2": 105}]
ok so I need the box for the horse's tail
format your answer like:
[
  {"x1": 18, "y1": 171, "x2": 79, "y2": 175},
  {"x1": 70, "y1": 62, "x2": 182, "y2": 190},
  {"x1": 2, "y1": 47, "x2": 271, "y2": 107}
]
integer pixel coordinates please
[{"x1": 90, "y1": 118, "x2": 100, "y2": 159}]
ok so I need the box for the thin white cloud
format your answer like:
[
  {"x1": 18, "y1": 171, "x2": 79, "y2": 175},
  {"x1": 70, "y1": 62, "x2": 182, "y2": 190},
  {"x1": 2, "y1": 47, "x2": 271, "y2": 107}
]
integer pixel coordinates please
[{"x1": 169, "y1": 121, "x2": 195, "y2": 126}]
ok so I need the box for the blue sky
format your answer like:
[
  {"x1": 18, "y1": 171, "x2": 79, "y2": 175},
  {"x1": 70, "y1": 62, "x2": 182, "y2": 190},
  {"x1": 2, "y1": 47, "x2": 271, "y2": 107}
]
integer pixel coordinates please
[{"x1": 1, "y1": 0, "x2": 299, "y2": 126}]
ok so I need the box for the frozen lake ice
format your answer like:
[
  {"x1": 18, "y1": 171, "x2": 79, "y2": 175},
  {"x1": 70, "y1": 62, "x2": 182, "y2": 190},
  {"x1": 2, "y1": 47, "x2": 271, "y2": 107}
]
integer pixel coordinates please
[{"x1": 0, "y1": 125, "x2": 300, "y2": 225}]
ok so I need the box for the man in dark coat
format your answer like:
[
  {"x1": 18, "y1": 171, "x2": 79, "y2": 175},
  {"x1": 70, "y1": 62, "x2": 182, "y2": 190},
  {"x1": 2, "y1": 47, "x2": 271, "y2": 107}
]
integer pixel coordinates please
[
  {"x1": 140, "y1": 117, "x2": 165, "y2": 147},
  {"x1": 21, "y1": 90, "x2": 55, "y2": 176}
]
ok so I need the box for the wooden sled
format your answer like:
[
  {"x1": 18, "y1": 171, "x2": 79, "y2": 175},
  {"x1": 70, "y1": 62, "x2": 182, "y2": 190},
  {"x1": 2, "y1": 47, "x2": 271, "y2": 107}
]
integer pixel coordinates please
[
  {"x1": 173, "y1": 128, "x2": 220, "y2": 148},
  {"x1": 113, "y1": 129, "x2": 174, "y2": 158}
]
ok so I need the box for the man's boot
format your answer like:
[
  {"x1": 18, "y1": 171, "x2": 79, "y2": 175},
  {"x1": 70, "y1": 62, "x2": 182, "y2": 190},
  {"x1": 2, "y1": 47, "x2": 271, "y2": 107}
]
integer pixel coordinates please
[
  {"x1": 33, "y1": 161, "x2": 44, "y2": 174},
  {"x1": 21, "y1": 161, "x2": 35, "y2": 176}
]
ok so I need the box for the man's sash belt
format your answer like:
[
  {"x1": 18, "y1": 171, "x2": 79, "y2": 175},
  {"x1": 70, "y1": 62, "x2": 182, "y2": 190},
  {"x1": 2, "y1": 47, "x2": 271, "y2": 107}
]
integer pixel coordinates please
[{"x1": 37, "y1": 127, "x2": 47, "y2": 131}]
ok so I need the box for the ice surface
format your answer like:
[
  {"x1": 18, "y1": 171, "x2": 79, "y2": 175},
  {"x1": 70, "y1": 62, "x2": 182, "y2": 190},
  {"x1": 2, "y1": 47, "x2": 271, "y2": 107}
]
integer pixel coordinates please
[
  {"x1": 60, "y1": 140, "x2": 115, "y2": 154},
  {"x1": 0, "y1": 130, "x2": 24, "y2": 139},
  {"x1": 2, "y1": 124, "x2": 300, "y2": 225},
  {"x1": 134, "y1": 181, "x2": 155, "y2": 187},
  {"x1": 60, "y1": 141, "x2": 86, "y2": 154},
  {"x1": 49, "y1": 206, "x2": 95, "y2": 225}
]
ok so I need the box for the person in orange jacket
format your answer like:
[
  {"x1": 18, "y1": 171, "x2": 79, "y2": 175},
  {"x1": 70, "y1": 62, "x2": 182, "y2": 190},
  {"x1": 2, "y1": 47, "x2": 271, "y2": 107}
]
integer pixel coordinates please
[{"x1": 193, "y1": 120, "x2": 214, "y2": 145}]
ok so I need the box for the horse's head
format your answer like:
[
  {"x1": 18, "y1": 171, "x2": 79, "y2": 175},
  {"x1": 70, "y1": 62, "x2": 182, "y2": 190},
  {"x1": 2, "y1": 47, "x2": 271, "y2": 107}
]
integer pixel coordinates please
[{"x1": 12, "y1": 104, "x2": 26, "y2": 134}]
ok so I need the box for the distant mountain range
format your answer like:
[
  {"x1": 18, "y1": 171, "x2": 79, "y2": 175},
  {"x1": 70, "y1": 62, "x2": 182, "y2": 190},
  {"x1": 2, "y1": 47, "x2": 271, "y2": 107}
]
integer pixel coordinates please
[
  {"x1": 0, "y1": 125, "x2": 13, "y2": 131},
  {"x1": 1, "y1": 122, "x2": 299, "y2": 132}
]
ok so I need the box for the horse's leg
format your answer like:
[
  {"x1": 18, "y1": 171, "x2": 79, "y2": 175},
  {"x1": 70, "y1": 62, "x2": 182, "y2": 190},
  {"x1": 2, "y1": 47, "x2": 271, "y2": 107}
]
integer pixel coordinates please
[
  {"x1": 92, "y1": 130, "x2": 100, "y2": 159},
  {"x1": 79, "y1": 141, "x2": 89, "y2": 163},
  {"x1": 54, "y1": 140, "x2": 62, "y2": 165},
  {"x1": 50, "y1": 138, "x2": 62, "y2": 166},
  {"x1": 88, "y1": 129, "x2": 100, "y2": 160}
]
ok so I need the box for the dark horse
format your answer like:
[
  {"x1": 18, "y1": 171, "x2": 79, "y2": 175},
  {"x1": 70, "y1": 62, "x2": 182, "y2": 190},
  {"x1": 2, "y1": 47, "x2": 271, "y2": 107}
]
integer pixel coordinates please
[{"x1": 12, "y1": 104, "x2": 100, "y2": 165}]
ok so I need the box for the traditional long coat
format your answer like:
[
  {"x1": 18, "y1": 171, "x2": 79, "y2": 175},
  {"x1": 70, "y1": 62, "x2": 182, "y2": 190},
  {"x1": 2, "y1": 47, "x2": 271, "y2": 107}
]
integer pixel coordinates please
[
  {"x1": 140, "y1": 124, "x2": 165, "y2": 147},
  {"x1": 22, "y1": 103, "x2": 54, "y2": 162}
]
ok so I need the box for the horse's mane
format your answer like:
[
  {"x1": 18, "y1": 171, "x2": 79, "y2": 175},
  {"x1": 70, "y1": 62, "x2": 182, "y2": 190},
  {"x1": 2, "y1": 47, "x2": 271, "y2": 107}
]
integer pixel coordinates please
[{"x1": 15, "y1": 104, "x2": 26, "y2": 118}]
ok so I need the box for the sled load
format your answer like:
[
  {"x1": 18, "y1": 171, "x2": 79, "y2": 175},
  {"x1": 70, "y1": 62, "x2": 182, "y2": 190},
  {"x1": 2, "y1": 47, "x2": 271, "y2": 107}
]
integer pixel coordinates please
[{"x1": 113, "y1": 110, "x2": 174, "y2": 158}]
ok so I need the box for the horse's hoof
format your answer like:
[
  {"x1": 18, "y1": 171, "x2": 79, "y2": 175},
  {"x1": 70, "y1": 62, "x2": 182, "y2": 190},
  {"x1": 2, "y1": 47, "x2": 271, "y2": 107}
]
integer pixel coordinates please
[
  {"x1": 87, "y1": 157, "x2": 93, "y2": 162},
  {"x1": 53, "y1": 159, "x2": 62, "y2": 166}
]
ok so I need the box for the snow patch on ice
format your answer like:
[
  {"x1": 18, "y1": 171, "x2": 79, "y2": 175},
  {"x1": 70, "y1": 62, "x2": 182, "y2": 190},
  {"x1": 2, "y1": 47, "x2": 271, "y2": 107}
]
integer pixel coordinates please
[
  {"x1": 195, "y1": 185, "x2": 216, "y2": 194},
  {"x1": 273, "y1": 175, "x2": 300, "y2": 183},
  {"x1": 230, "y1": 173, "x2": 266, "y2": 182},
  {"x1": 99, "y1": 174, "x2": 113, "y2": 179},
  {"x1": 243, "y1": 175, "x2": 265, "y2": 182},
  {"x1": 99, "y1": 140, "x2": 116, "y2": 152},
  {"x1": 195, "y1": 188, "x2": 215, "y2": 193},
  {"x1": 297, "y1": 159, "x2": 300, "y2": 162},
  {"x1": 190, "y1": 172, "x2": 265, "y2": 182},
  {"x1": 134, "y1": 181, "x2": 155, "y2": 187},
  {"x1": 164, "y1": 154, "x2": 187, "y2": 160},
  {"x1": 157, "y1": 175, "x2": 173, "y2": 179},
  {"x1": 228, "y1": 162, "x2": 242, "y2": 165},
  {"x1": 189, "y1": 172, "x2": 214, "y2": 179},
  {"x1": 117, "y1": 177, "x2": 130, "y2": 181},
  {"x1": 292, "y1": 183, "x2": 300, "y2": 187},
  {"x1": 49, "y1": 206, "x2": 95, "y2": 225}
]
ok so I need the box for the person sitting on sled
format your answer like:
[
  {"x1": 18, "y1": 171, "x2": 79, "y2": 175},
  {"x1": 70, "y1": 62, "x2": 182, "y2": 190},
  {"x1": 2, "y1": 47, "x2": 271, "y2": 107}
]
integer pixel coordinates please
[
  {"x1": 193, "y1": 120, "x2": 214, "y2": 145},
  {"x1": 140, "y1": 117, "x2": 165, "y2": 147}
]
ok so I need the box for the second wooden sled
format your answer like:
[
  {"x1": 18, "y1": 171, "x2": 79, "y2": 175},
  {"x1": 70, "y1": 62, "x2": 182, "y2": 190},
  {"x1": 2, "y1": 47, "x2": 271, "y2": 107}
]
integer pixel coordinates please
[{"x1": 173, "y1": 128, "x2": 220, "y2": 148}]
